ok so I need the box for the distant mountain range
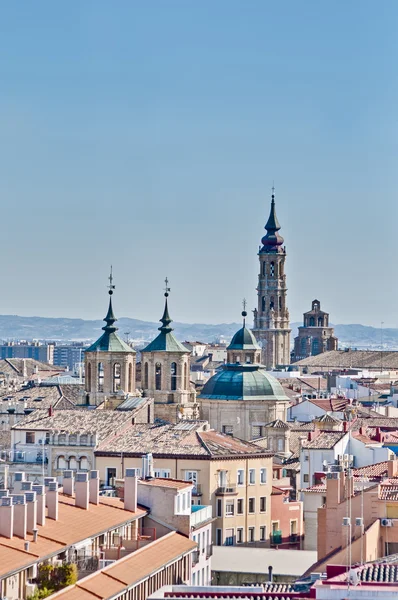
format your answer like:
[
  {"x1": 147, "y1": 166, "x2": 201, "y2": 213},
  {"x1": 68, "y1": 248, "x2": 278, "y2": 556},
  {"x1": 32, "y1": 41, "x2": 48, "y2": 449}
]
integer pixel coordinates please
[{"x1": 0, "y1": 315, "x2": 396, "y2": 350}]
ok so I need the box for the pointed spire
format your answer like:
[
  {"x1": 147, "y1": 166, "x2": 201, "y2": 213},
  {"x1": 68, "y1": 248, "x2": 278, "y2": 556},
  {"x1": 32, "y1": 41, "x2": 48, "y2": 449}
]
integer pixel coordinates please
[
  {"x1": 102, "y1": 266, "x2": 118, "y2": 334},
  {"x1": 242, "y1": 298, "x2": 247, "y2": 327},
  {"x1": 159, "y1": 277, "x2": 173, "y2": 333},
  {"x1": 261, "y1": 186, "x2": 284, "y2": 252}
]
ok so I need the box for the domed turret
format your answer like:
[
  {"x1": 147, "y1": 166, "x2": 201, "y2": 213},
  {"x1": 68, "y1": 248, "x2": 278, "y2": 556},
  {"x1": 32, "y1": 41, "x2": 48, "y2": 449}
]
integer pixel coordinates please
[
  {"x1": 227, "y1": 307, "x2": 261, "y2": 365},
  {"x1": 260, "y1": 191, "x2": 284, "y2": 253}
]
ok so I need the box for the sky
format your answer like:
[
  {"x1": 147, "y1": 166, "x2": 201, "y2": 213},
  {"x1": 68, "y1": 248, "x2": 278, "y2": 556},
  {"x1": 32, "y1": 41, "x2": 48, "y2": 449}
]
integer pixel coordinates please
[{"x1": 0, "y1": 1, "x2": 397, "y2": 327}]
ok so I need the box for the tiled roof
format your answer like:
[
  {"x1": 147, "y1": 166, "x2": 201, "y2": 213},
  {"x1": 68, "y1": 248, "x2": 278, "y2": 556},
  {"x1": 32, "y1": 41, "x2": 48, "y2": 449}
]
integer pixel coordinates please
[
  {"x1": 12, "y1": 408, "x2": 133, "y2": 443},
  {"x1": 304, "y1": 482, "x2": 326, "y2": 493},
  {"x1": 309, "y1": 397, "x2": 349, "y2": 412},
  {"x1": 0, "y1": 493, "x2": 146, "y2": 578},
  {"x1": 139, "y1": 478, "x2": 192, "y2": 491},
  {"x1": 0, "y1": 384, "x2": 78, "y2": 411},
  {"x1": 0, "y1": 358, "x2": 65, "y2": 378},
  {"x1": 86, "y1": 331, "x2": 134, "y2": 353},
  {"x1": 301, "y1": 431, "x2": 346, "y2": 450},
  {"x1": 295, "y1": 350, "x2": 398, "y2": 370},
  {"x1": 358, "y1": 562, "x2": 398, "y2": 582},
  {"x1": 316, "y1": 413, "x2": 341, "y2": 424},
  {"x1": 354, "y1": 461, "x2": 389, "y2": 480},
  {"x1": 54, "y1": 532, "x2": 196, "y2": 600},
  {"x1": 265, "y1": 419, "x2": 291, "y2": 429},
  {"x1": 96, "y1": 422, "x2": 273, "y2": 459},
  {"x1": 352, "y1": 417, "x2": 398, "y2": 431}
]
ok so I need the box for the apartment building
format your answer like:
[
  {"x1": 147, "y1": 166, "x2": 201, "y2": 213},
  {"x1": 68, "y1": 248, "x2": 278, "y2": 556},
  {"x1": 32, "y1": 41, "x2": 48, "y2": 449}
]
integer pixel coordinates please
[{"x1": 95, "y1": 421, "x2": 274, "y2": 547}]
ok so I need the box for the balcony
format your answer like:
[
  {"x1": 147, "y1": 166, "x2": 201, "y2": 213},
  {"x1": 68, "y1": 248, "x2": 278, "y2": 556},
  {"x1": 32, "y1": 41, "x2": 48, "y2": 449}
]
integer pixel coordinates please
[
  {"x1": 192, "y1": 550, "x2": 200, "y2": 566},
  {"x1": 206, "y1": 544, "x2": 213, "y2": 558},
  {"x1": 289, "y1": 534, "x2": 299, "y2": 544},
  {"x1": 2, "y1": 450, "x2": 48, "y2": 465},
  {"x1": 190, "y1": 505, "x2": 212, "y2": 528},
  {"x1": 271, "y1": 530, "x2": 282, "y2": 546},
  {"x1": 192, "y1": 484, "x2": 202, "y2": 496},
  {"x1": 215, "y1": 485, "x2": 237, "y2": 496}
]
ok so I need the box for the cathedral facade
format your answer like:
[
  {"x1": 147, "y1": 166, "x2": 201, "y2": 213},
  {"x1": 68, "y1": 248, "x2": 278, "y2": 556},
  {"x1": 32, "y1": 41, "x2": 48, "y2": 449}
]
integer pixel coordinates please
[{"x1": 252, "y1": 191, "x2": 291, "y2": 369}]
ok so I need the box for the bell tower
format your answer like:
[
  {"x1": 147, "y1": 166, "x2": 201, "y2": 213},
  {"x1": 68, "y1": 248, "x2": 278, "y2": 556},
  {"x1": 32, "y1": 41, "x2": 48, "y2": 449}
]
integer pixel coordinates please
[{"x1": 252, "y1": 189, "x2": 291, "y2": 369}]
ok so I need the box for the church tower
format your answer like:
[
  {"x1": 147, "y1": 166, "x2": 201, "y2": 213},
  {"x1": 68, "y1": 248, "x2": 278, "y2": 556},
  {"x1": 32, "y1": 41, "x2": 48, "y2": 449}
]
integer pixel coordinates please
[
  {"x1": 252, "y1": 189, "x2": 291, "y2": 369},
  {"x1": 84, "y1": 270, "x2": 137, "y2": 406}
]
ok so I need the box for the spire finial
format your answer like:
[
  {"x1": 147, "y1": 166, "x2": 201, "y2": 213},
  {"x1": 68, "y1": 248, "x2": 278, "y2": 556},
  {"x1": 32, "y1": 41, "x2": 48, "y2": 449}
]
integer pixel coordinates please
[
  {"x1": 102, "y1": 267, "x2": 117, "y2": 333},
  {"x1": 260, "y1": 186, "x2": 284, "y2": 252},
  {"x1": 159, "y1": 277, "x2": 173, "y2": 333},
  {"x1": 242, "y1": 298, "x2": 247, "y2": 326}
]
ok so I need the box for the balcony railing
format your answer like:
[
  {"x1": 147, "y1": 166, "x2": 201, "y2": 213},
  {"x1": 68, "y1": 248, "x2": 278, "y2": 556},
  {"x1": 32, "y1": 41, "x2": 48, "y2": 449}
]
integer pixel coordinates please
[
  {"x1": 192, "y1": 550, "x2": 200, "y2": 566},
  {"x1": 192, "y1": 484, "x2": 202, "y2": 496},
  {"x1": 2, "y1": 450, "x2": 48, "y2": 464},
  {"x1": 190, "y1": 505, "x2": 212, "y2": 528},
  {"x1": 289, "y1": 533, "x2": 299, "y2": 543},
  {"x1": 206, "y1": 544, "x2": 213, "y2": 558},
  {"x1": 215, "y1": 485, "x2": 237, "y2": 495}
]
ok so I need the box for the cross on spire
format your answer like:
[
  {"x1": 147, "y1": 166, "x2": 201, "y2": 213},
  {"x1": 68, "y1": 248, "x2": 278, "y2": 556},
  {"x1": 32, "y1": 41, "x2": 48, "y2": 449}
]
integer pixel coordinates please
[
  {"x1": 242, "y1": 298, "x2": 247, "y2": 312},
  {"x1": 108, "y1": 266, "x2": 115, "y2": 295},
  {"x1": 164, "y1": 277, "x2": 170, "y2": 297}
]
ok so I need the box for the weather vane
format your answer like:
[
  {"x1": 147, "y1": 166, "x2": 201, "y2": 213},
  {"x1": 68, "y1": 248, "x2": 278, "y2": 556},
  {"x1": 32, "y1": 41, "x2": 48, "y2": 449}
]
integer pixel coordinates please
[{"x1": 108, "y1": 266, "x2": 115, "y2": 294}]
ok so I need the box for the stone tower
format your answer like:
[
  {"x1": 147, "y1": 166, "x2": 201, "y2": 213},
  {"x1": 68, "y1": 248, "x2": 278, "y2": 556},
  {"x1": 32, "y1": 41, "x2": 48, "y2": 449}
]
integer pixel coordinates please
[
  {"x1": 84, "y1": 272, "x2": 136, "y2": 406},
  {"x1": 141, "y1": 284, "x2": 199, "y2": 422},
  {"x1": 292, "y1": 299, "x2": 338, "y2": 361},
  {"x1": 252, "y1": 190, "x2": 291, "y2": 369}
]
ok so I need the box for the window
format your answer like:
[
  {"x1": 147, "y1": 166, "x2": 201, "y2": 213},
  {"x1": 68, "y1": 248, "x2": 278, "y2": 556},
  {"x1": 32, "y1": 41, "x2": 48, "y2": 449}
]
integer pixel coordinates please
[
  {"x1": 260, "y1": 468, "x2": 267, "y2": 484},
  {"x1": 57, "y1": 455, "x2": 66, "y2": 470},
  {"x1": 260, "y1": 526, "x2": 266, "y2": 542},
  {"x1": 237, "y1": 469, "x2": 244, "y2": 486},
  {"x1": 216, "y1": 529, "x2": 222, "y2": 546},
  {"x1": 171, "y1": 362, "x2": 177, "y2": 391},
  {"x1": 309, "y1": 317, "x2": 315, "y2": 326},
  {"x1": 184, "y1": 362, "x2": 188, "y2": 389},
  {"x1": 69, "y1": 434, "x2": 77, "y2": 445},
  {"x1": 245, "y1": 354, "x2": 251, "y2": 364},
  {"x1": 144, "y1": 362, "x2": 148, "y2": 389},
  {"x1": 128, "y1": 363, "x2": 133, "y2": 392},
  {"x1": 80, "y1": 434, "x2": 88, "y2": 446},
  {"x1": 277, "y1": 438, "x2": 284, "y2": 452},
  {"x1": 218, "y1": 470, "x2": 228, "y2": 488},
  {"x1": 303, "y1": 474, "x2": 309, "y2": 483},
  {"x1": 252, "y1": 425, "x2": 263, "y2": 439},
  {"x1": 98, "y1": 362, "x2": 104, "y2": 392},
  {"x1": 192, "y1": 572, "x2": 196, "y2": 586},
  {"x1": 217, "y1": 499, "x2": 222, "y2": 517},
  {"x1": 248, "y1": 527, "x2": 255, "y2": 543},
  {"x1": 270, "y1": 296, "x2": 275, "y2": 310},
  {"x1": 79, "y1": 456, "x2": 89, "y2": 470},
  {"x1": 270, "y1": 262, "x2": 275, "y2": 276},
  {"x1": 268, "y1": 437, "x2": 274, "y2": 450},
  {"x1": 237, "y1": 498, "x2": 244, "y2": 514},
  {"x1": 248, "y1": 498, "x2": 255, "y2": 513},
  {"x1": 290, "y1": 520, "x2": 297, "y2": 535},
  {"x1": 260, "y1": 497, "x2": 267, "y2": 512},
  {"x1": 249, "y1": 469, "x2": 255, "y2": 484},
  {"x1": 279, "y1": 296, "x2": 282, "y2": 310},
  {"x1": 26, "y1": 432, "x2": 35, "y2": 444},
  {"x1": 262, "y1": 296, "x2": 266, "y2": 311},
  {"x1": 222, "y1": 425, "x2": 233, "y2": 436},
  {"x1": 312, "y1": 338, "x2": 320, "y2": 355},
  {"x1": 69, "y1": 456, "x2": 78, "y2": 470},
  {"x1": 237, "y1": 528, "x2": 244, "y2": 544},
  {"x1": 225, "y1": 500, "x2": 234, "y2": 516},
  {"x1": 113, "y1": 363, "x2": 121, "y2": 392},
  {"x1": 86, "y1": 363, "x2": 91, "y2": 391},
  {"x1": 155, "y1": 363, "x2": 162, "y2": 390},
  {"x1": 225, "y1": 528, "x2": 234, "y2": 546},
  {"x1": 185, "y1": 470, "x2": 198, "y2": 493},
  {"x1": 304, "y1": 454, "x2": 309, "y2": 462},
  {"x1": 58, "y1": 434, "x2": 66, "y2": 445}
]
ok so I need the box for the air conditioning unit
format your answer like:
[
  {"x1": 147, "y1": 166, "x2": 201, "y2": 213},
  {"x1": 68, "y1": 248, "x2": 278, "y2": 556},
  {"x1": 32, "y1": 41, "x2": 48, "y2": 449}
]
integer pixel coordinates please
[
  {"x1": 355, "y1": 518, "x2": 363, "y2": 527},
  {"x1": 26, "y1": 582, "x2": 37, "y2": 597},
  {"x1": 381, "y1": 518, "x2": 393, "y2": 527},
  {"x1": 342, "y1": 517, "x2": 351, "y2": 526}
]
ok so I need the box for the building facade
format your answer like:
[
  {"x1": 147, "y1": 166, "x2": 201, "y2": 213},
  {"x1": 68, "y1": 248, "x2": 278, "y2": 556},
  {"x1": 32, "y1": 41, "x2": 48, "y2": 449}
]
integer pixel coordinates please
[
  {"x1": 252, "y1": 191, "x2": 291, "y2": 369},
  {"x1": 292, "y1": 300, "x2": 338, "y2": 362}
]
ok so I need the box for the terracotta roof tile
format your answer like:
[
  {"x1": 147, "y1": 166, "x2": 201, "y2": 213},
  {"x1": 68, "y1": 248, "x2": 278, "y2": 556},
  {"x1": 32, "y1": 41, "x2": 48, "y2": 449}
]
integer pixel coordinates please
[
  {"x1": 139, "y1": 478, "x2": 192, "y2": 490},
  {"x1": 301, "y1": 431, "x2": 346, "y2": 450}
]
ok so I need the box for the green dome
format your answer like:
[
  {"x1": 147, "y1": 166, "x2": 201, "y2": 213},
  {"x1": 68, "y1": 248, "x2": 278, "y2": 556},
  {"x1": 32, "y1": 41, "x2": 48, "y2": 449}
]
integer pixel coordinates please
[
  {"x1": 200, "y1": 364, "x2": 289, "y2": 401},
  {"x1": 227, "y1": 326, "x2": 260, "y2": 351}
]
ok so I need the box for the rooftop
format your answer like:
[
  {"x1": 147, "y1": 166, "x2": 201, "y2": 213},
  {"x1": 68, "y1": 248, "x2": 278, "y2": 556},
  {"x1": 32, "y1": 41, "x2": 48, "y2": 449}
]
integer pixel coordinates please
[
  {"x1": 200, "y1": 365, "x2": 290, "y2": 401},
  {"x1": 0, "y1": 384, "x2": 78, "y2": 411},
  {"x1": 139, "y1": 478, "x2": 192, "y2": 491},
  {"x1": 301, "y1": 431, "x2": 347, "y2": 450},
  {"x1": 96, "y1": 422, "x2": 273, "y2": 459},
  {"x1": 0, "y1": 358, "x2": 66, "y2": 379},
  {"x1": 51, "y1": 531, "x2": 196, "y2": 600},
  {"x1": 212, "y1": 546, "x2": 317, "y2": 577},
  {"x1": 295, "y1": 349, "x2": 398, "y2": 370}
]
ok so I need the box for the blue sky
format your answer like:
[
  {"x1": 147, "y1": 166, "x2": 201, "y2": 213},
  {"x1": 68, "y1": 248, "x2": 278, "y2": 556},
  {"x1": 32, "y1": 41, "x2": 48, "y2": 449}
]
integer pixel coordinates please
[{"x1": 0, "y1": 1, "x2": 397, "y2": 327}]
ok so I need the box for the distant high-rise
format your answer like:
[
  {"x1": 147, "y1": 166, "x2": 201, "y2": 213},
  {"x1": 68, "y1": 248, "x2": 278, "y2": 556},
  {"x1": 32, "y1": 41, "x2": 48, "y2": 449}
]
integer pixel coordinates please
[{"x1": 252, "y1": 190, "x2": 291, "y2": 369}]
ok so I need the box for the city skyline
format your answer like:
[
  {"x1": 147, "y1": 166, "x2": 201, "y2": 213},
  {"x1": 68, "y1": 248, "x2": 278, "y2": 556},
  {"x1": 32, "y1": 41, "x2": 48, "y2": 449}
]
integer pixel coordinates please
[{"x1": 0, "y1": 1, "x2": 397, "y2": 327}]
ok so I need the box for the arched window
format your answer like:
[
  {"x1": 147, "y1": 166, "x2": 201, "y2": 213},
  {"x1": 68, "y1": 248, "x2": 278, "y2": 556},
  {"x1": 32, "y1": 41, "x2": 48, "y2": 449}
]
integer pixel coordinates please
[
  {"x1": 57, "y1": 455, "x2": 66, "y2": 470},
  {"x1": 309, "y1": 317, "x2": 315, "y2": 326},
  {"x1": 128, "y1": 363, "x2": 133, "y2": 392},
  {"x1": 98, "y1": 362, "x2": 104, "y2": 392},
  {"x1": 113, "y1": 363, "x2": 121, "y2": 392},
  {"x1": 277, "y1": 438, "x2": 284, "y2": 452},
  {"x1": 68, "y1": 456, "x2": 78, "y2": 470},
  {"x1": 58, "y1": 434, "x2": 66, "y2": 445},
  {"x1": 312, "y1": 338, "x2": 320, "y2": 355},
  {"x1": 279, "y1": 296, "x2": 282, "y2": 310},
  {"x1": 270, "y1": 262, "x2": 275, "y2": 276},
  {"x1": 69, "y1": 434, "x2": 77, "y2": 446},
  {"x1": 155, "y1": 363, "x2": 162, "y2": 390},
  {"x1": 79, "y1": 456, "x2": 89, "y2": 471},
  {"x1": 318, "y1": 317, "x2": 323, "y2": 326},
  {"x1": 262, "y1": 296, "x2": 266, "y2": 311},
  {"x1": 171, "y1": 362, "x2": 177, "y2": 391},
  {"x1": 144, "y1": 362, "x2": 148, "y2": 389},
  {"x1": 268, "y1": 437, "x2": 274, "y2": 450},
  {"x1": 270, "y1": 297, "x2": 274, "y2": 310},
  {"x1": 86, "y1": 363, "x2": 91, "y2": 392},
  {"x1": 184, "y1": 363, "x2": 189, "y2": 389},
  {"x1": 262, "y1": 262, "x2": 266, "y2": 276},
  {"x1": 301, "y1": 337, "x2": 307, "y2": 354}
]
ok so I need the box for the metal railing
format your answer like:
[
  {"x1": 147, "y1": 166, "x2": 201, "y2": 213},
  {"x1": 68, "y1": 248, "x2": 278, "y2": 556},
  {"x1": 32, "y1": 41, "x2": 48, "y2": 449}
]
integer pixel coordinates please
[{"x1": 215, "y1": 485, "x2": 237, "y2": 495}]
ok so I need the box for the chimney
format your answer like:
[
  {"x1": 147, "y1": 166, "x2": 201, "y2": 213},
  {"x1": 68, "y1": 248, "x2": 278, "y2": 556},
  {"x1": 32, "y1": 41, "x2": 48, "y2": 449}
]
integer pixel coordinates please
[
  {"x1": 44, "y1": 477, "x2": 56, "y2": 508},
  {"x1": 12, "y1": 495, "x2": 27, "y2": 539},
  {"x1": 32, "y1": 528, "x2": 38, "y2": 543},
  {"x1": 48, "y1": 406, "x2": 54, "y2": 417},
  {"x1": 21, "y1": 481, "x2": 33, "y2": 493},
  {"x1": 62, "y1": 470, "x2": 74, "y2": 496},
  {"x1": 32, "y1": 485, "x2": 46, "y2": 526},
  {"x1": 13, "y1": 472, "x2": 26, "y2": 494},
  {"x1": 75, "y1": 472, "x2": 89, "y2": 510},
  {"x1": 388, "y1": 457, "x2": 398, "y2": 478},
  {"x1": 25, "y1": 491, "x2": 37, "y2": 534},
  {"x1": 22, "y1": 359, "x2": 27, "y2": 378},
  {"x1": 0, "y1": 496, "x2": 14, "y2": 538},
  {"x1": 47, "y1": 482, "x2": 59, "y2": 521},
  {"x1": 124, "y1": 469, "x2": 138, "y2": 512},
  {"x1": 89, "y1": 470, "x2": 100, "y2": 505},
  {"x1": 0, "y1": 489, "x2": 9, "y2": 498}
]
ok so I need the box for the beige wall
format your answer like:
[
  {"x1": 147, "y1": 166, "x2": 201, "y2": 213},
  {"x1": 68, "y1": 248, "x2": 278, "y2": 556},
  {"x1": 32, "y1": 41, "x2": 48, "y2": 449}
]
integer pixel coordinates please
[{"x1": 95, "y1": 454, "x2": 273, "y2": 547}]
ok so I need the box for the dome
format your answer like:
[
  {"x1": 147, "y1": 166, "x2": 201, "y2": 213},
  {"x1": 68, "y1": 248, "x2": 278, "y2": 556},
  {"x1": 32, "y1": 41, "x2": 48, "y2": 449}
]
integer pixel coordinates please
[
  {"x1": 227, "y1": 326, "x2": 260, "y2": 351},
  {"x1": 200, "y1": 364, "x2": 289, "y2": 401}
]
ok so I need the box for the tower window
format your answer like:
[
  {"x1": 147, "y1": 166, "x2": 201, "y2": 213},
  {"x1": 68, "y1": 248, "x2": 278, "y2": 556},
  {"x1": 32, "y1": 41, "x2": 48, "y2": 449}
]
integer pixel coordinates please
[
  {"x1": 113, "y1": 363, "x2": 121, "y2": 393},
  {"x1": 318, "y1": 317, "x2": 323, "y2": 326},
  {"x1": 128, "y1": 363, "x2": 133, "y2": 393},
  {"x1": 309, "y1": 317, "x2": 315, "y2": 326},
  {"x1": 86, "y1": 363, "x2": 91, "y2": 392},
  {"x1": 144, "y1": 362, "x2": 148, "y2": 389},
  {"x1": 184, "y1": 363, "x2": 188, "y2": 389},
  {"x1": 270, "y1": 262, "x2": 275, "y2": 276},
  {"x1": 262, "y1": 262, "x2": 266, "y2": 276},
  {"x1": 155, "y1": 363, "x2": 162, "y2": 390},
  {"x1": 279, "y1": 296, "x2": 282, "y2": 310},
  {"x1": 312, "y1": 338, "x2": 320, "y2": 355},
  {"x1": 262, "y1": 296, "x2": 266, "y2": 311},
  {"x1": 270, "y1": 297, "x2": 274, "y2": 310},
  {"x1": 98, "y1": 362, "x2": 104, "y2": 392},
  {"x1": 171, "y1": 362, "x2": 177, "y2": 391}
]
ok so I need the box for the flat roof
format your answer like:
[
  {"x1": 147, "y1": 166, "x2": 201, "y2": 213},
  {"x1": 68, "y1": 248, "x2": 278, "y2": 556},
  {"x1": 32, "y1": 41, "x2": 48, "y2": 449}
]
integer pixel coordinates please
[
  {"x1": 212, "y1": 546, "x2": 317, "y2": 578},
  {"x1": 139, "y1": 478, "x2": 193, "y2": 491}
]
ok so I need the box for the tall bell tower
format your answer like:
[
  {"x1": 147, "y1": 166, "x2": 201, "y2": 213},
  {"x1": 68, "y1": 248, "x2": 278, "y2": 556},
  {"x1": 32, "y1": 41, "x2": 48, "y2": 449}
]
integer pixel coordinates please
[{"x1": 252, "y1": 189, "x2": 291, "y2": 369}]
